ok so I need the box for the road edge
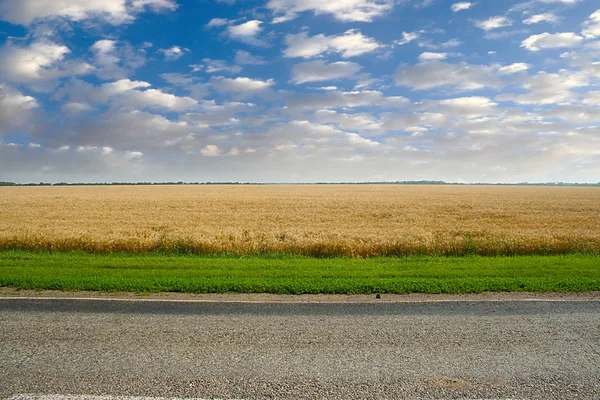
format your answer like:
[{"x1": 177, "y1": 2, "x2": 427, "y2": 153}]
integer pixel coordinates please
[{"x1": 1, "y1": 288, "x2": 600, "y2": 303}]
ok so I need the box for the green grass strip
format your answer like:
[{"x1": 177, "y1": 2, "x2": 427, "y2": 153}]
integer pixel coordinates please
[{"x1": 0, "y1": 251, "x2": 599, "y2": 294}]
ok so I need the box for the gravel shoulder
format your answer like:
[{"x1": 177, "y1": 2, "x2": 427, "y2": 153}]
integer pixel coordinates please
[{"x1": 2, "y1": 287, "x2": 600, "y2": 303}]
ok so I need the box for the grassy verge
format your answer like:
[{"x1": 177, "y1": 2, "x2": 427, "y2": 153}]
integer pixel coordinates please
[{"x1": 0, "y1": 251, "x2": 599, "y2": 294}]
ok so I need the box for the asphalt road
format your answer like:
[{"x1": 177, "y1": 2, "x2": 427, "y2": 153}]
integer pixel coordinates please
[{"x1": 1, "y1": 298, "x2": 599, "y2": 399}]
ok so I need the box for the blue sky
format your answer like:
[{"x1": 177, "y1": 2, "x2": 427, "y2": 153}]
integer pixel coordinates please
[{"x1": 0, "y1": 0, "x2": 599, "y2": 183}]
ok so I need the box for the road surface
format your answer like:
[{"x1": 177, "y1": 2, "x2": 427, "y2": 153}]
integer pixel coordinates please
[{"x1": 1, "y1": 297, "x2": 599, "y2": 399}]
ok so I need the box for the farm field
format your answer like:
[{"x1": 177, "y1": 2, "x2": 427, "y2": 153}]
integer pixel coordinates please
[{"x1": 0, "y1": 184, "x2": 599, "y2": 257}]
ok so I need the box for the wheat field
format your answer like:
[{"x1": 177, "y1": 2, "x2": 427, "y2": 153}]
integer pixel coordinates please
[{"x1": 1, "y1": 185, "x2": 599, "y2": 257}]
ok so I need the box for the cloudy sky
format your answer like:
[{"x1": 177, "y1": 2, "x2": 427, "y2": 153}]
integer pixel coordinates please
[{"x1": 0, "y1": 0, "x2": 599, "y2": 183}]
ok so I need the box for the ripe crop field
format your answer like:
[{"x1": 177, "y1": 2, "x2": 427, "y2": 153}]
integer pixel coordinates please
[{"x1": 1, "y1": 185, "x2": 599, "y2": 257}]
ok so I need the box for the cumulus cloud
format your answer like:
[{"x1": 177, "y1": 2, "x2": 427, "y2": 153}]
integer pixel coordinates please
[
  {"x1": 451, "y1": 2, "x2": 473, "y2": 12},
  {"x1": 211, "y1": 76, "x2": 275, "y2": 97},
  {"x1": 395, "y1": 61, "x2": 500, "y2": 91},
  {"x1": 61, "y1": 102, "x2": 93, "y2": 115},
  {"x1": 118, "y1": 89, "x2": 198, "y2": 111},
  {"x1": 227, "y1": 20, "x2": 267, "y2": 46},
  {"x1": 475, "y1": 16, "x2": 512, "y2": 30},
  {"x1": 582, "y1": 10, "x2": 600, "y2": 39},
  {"x1": 201, "y1": 144, "x2": 221, "y2": 156},
  {"x1": 56, "y1": 78, "x2": 198, "y2": 112},
  {"x1": 129, "y1": 0, "x2": 177, "y2": 12},
  {"x1": 206, "y1": 17, "x2": 230, "y2": 28},
  {"x1": 0, "y1": 0, "x2": 177, "y2": 26},
  {"x1": 291, "y1": 60, "x2": 362, "y2": 83},
  {"x1": 314, "y1": 109, "x2": 381, "y2": 131},
  {"x1": 432, "y1": 97, "x2": 498, "y2": 119},
  {"x1": 498, "y1": 63, "x2": 530, "y2": 74},
  {"x1": 0, "y1": 84, "x2": 38, "y2": 131},
  {"x1": 523, "y1": 13, "x2": 559, "y2": 24},
  {"x1": 90, "y1": 40, "x2": 146, "y2": 80},
  {"x1": 234, "y1": 50, "x2": 266, "y2": 65},
  {"x1": 496, "y1": 71, "x2": 588, "y2": 104},
  {"x1": 521, "y1": 32, "x2": 583, "y2": 51},
  {"x1": 183, "y1": 100, "x2": 255, "y2": 126},
  {"x1": 0, "y1": 39, "x2": 92, "y2": 88},
  {"x1": 394, "y1": 32, "x2": 419, "y2": 46},
  {"x1": 536, "y1": 0, "x2": 578, "y2": 3},
  {"x1": 267, "y1": 0, "x2": 394, "y2": 23},
  {"x1": 0, "y1": 39, "x2": 69, "y2": 81},
  {"x1": 2, "y1": 0, "x2": 598, "y2": 184},
  {"x1": 418, "y1": 52, "x2": 447, "y2": 62},
  {"x1": 159, "y1": 46, "x2": 188, "y2": 61},
  {"x1": 283, "y1": 29, "x2": 381, "y2": 58},
  {"x1": 286, "y1": 90, "x2": 408, "y2": 111},
  {"x1": 192, "y1": 59, "x2": 242, "y2": 74}
]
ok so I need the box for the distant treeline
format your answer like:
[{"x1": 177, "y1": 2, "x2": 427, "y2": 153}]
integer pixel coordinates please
[{"x1": 1, "y1": 180, "x2": 599, "y2": 187}]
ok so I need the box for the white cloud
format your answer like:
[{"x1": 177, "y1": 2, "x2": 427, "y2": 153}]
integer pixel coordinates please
[
  {"x1": 267, "y1": 0, "x2": 394, "y2": 23},
  {"x1": 91, "y1": 40, "x2": 118, "y2": 65},
  {"x1": 206, "y1": 17, "x2": 230, "y2": 28},
  {"x1": 91, "y1": 40, "x2": 132, "y2": 80},
  {"x1": 58, "y1": 78, "x2": 198, "y2": 112},
  {"x1": 228, "y1": 20, "x2": 262, "y2": 36},
  {"x1": 227, "y1": 20, "x2": 266, "y2": 46},
  {"x1": 284, "y1": 29, "x2": 381, "y2": 58},
  {"x1": 498, "y1": 63, "x2": 530, "y2": 74},
  {"x1": 418, "y1": 52, "x2": 447, "y2": 62},
  {"x1": 61, "y1": 102, "x2": 92, "y2": 115},
  {"x1": 418, "y1": 37, "x2": 462, "y2": 50},
  {"x1": 291, "y1": 60, "x2": 362, "y2": 83},
  {"x1": 0, "y1": 0, "x2": 177, "y2": 26},
  {"x1": 583, "y1": 91, "x2": 600, "y2": 105},
  {"x1": 582, "y1": 10, "x2": 600, "y2": 39},
  {"x1": 102, "y1": 79, "x2": 151, "y2": 95},
  {"x1": 192, "y1": 59, "x2": 242, "y2": 74},
  {"x1": 346, "y1": 132, "x2": 379, "y2": 147},
  {"x1": 121, "y1": 89, "x2": 198, "y2": 111},
  {"x1": 435, "y1": 97, "x2": 498, "y2": 119},
  {"x1": 0, "y1": 84, "x2": 38, "y2": 130},
  {"x1": 509, "y1": 0, "x2": 580, "y2": 12},
  {"x1": 129, "y1": 0, "x2": 177, "y2": 11},
  {"x1": 380, "y1": 111, "x2": 446, "y2": 131},
  {"x1": 211, "y1": 76, "x2": 275, "y2": 96},
  {"x1": 395, "y1": 61, "x2": 499, "y2": 91},
  {"x1": 0, "y1": 39, "x2": 92, "y2": 86},
  {"x1": 184, "y1": 100, "x2": 255, "y2": 126},
  {"x1": 521, "y1": 32, "x2": 583, "y2": 51},
  {"x1": 234, "y1": 50, "x2": 266, "y2": 65},
  {"x1": 160, "y1": 73, "x2": 196, "y2": 86},
  {"x1": 451, "y1": 2, "x2": 473, "y2": 12},
  {"x1": 159, "y1": 46, "x2": 187, "y2": 61},
  {"x1": 0, "y1": 39, "x2": 68, "y2": 82},
  {"x1": 314, "y1": 109, "x2": 381, "y2": 131},
  {"x1": 523, "y1": 13, "x2": 559, "y2": 25},
  {"x1": 201, "y1": 145, "x2": 221, "y2": 156},
  {"x1": 106, "y1": 80, "x2": 197, "y2": 111},
  {"x1": 286, "y1": 90, "x2": 408, "y2": 111},
  {"x1": 475, "y1": 16, "x2": 512, "y2": 31},
  {"x1": 90, "y1": 39, "x2": 145, "y2": 80},
  {"x1": 395, "y1": 32, "x2": 419, "y2": 46},
  {"x1": 496, "y1": 71, "x2": 588, "y2": 104}
]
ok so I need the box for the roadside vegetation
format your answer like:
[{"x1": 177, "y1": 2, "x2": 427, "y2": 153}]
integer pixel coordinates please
[{"x1": 1, "y1": 251, "x2": 598, "y2": 294}]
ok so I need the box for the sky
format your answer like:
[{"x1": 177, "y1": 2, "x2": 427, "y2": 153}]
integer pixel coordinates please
[{"x1": 0, "y1": 0, "x2": 599, "y2": 183}]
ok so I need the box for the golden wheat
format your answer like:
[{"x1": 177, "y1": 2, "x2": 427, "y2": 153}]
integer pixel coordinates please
[{"x1": 1, "y1": 185, "x2": 599, "y2": 257}]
